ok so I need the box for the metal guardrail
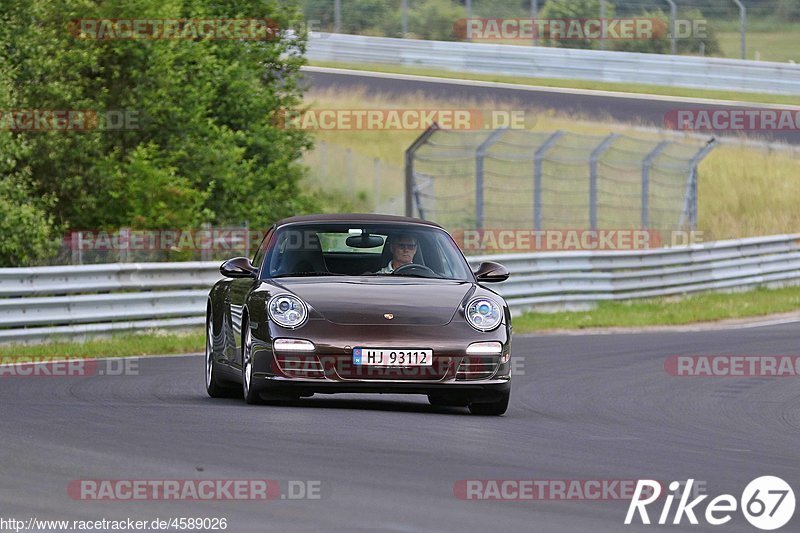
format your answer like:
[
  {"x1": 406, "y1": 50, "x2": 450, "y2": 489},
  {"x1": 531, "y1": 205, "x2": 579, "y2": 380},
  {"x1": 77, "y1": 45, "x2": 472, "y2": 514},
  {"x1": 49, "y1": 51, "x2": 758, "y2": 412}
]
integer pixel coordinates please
[
  {"x1": 0, "y1": 263, "x2": 220, "y2": 343},
  {"x1": 307, "y1": 33, "x2": 800, "y2": 95},
  {"x1": 1, "y1": 234, "x2": 799, "y2": 342}
]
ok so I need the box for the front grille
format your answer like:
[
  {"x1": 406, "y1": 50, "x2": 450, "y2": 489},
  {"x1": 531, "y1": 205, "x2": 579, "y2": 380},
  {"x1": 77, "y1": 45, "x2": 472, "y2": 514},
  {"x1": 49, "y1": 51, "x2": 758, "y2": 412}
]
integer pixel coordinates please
[
  {"x1": 334, "y1": 355, "x2": 449, "y2": 381},
  {"x1": 456, "y1": 356, "x2": 499, "y2": 380},
  {"x1": 273, "y1": 354, "x2": 325, "y2": 379}
]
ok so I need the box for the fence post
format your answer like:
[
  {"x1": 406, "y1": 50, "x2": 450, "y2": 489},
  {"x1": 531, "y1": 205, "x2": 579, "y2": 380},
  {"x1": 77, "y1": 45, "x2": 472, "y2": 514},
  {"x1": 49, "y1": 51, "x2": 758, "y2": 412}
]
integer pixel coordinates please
[
  {"x1": 244, "y1": 221, "x2": 250, "y2": 260},
  {"x1": 475, "y1": 128, "x2": 508, "y2": 230},
  {"x1": 589, "y1": 133, "x2": 618, "y2": 231},
  {"x1": 679, "y1": 139, "x2": 717, "y2": 230},
  {"x1": 641, "y1": 141, "x2": 670, "y2": 229},
  {"x1": 334, "y1": 0, "x2": 341, "y2": 33},
  {"x1": 533, "y1": 130, "x2": 564, "y2": 231},
  {"x1": 599, "y1": 0, "x2": 607, "y2": 50},
  {"x1": 665, "y1": 0, "x2": 677, "y2": 55},
  {"x1": 71, "y1": 231, "x2": 83, "y2": 265},
  {"x1": 119, "y1": 227, "x2": 130, "y2": 263},
  {"x1": 404, "y1": 123, "x2": 439, "y2": 217},
  {"x1": 373, "y1": 157, "x2": 381, "y2": 212},
  {"x1": 345, "y1": 148, "x2": 353, "y2": 198},
  {"x1": 732, "y1": 0, "x2": 746, "y2": 59}
]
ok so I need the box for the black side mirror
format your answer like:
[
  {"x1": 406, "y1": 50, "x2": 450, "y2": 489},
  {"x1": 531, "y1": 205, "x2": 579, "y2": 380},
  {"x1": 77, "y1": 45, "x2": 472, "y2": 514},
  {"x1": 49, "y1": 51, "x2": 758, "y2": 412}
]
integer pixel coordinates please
[
  {"x1": 473, "y1": 261, "x2": 509, "y2": 282},
  {"x1": 220, "y1": 257, "x2": 257, "y2": 278}
]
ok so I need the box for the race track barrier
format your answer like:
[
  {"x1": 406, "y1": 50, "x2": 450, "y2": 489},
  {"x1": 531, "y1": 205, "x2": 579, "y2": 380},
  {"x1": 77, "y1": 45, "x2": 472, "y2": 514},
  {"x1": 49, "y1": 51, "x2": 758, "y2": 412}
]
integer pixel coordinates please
[
  {"x1": 307, "y1": 33, "x2": 800, "y2": 95},
  {"x1": 1, "y1": 234, "x2": 799, "y2": 342}
]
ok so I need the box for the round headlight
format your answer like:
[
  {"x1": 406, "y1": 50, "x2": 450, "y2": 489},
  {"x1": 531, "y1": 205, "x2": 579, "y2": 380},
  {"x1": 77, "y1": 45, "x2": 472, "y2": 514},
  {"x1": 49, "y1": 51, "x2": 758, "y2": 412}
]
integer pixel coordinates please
[
  {"x1": 268, "y1": 294, "x2": 308, "y2": 328},
  {"x1": 466, "y1": 297, "x2": 502, "y2": 331}
]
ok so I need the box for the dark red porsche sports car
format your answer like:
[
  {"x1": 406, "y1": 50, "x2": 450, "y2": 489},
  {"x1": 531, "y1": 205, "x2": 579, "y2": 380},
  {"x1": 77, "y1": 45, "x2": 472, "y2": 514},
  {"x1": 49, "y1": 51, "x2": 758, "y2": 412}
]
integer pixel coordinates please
[{"x1": 205, "y1": 214, "x2": 512, "y2": 415}]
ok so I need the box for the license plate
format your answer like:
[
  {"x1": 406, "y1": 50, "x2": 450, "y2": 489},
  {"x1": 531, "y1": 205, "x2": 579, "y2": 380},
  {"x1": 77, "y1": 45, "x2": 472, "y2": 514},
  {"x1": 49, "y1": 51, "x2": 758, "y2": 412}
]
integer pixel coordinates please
[{"x1": 353, "y1": 348, "x2": 433, "y2": 366}]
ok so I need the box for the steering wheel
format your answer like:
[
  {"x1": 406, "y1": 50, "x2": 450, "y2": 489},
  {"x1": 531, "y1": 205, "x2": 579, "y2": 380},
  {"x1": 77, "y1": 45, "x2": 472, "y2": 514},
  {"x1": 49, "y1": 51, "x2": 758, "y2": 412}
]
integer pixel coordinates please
[{"x1": 392, "y1": 263, "x2": 437, "y2": 277}]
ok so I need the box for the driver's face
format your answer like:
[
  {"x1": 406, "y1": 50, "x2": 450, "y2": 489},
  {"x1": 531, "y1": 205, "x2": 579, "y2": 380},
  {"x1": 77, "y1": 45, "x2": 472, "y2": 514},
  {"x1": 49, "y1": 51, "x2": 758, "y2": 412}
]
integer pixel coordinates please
[{"x1": 391, "y1": 238, "x2": 417, "y2": 265}]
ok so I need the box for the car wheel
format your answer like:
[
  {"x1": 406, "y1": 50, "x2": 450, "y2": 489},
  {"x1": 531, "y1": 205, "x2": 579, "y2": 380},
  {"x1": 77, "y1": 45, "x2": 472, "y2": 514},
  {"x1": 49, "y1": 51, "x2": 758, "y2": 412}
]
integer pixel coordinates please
[
  {"x1": 468, "y1": 390, "x2": 510, "y2": 416},
  {"x1": 206, "y1": 313, "x2": 237, "y2": 398},
  {"x1": 241, "y1": 318, "x2": 263, "y2": 405}
]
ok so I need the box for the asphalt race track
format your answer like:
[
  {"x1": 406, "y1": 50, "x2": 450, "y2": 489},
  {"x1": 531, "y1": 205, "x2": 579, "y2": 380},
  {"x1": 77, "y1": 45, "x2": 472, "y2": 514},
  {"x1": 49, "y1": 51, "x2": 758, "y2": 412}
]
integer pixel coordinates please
[
  {"x1": 1, "y1": 323, "x2": 798, "y2": 532},
  {"x1": 303, "y1": 67, "x2": 800, "y2": 146}
]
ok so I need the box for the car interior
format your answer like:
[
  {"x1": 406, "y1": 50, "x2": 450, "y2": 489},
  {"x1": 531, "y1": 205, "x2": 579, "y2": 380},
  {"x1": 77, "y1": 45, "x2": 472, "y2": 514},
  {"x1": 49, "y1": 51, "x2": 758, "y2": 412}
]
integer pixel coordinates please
[{"x1": 265, "y1": 226, "x2": 461, "y2": 278}]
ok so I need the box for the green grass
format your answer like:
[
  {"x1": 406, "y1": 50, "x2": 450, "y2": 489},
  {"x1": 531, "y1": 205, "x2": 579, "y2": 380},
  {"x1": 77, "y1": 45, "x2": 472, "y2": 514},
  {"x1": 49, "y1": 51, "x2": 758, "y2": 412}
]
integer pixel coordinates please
[
  {"x1": 0, "y1": 330, "x2": 204, "y2": 363},
  {"x1": 718, "y1": 31, "x2": 800, "y2": 63},
  {"x1": 307, "y1": 60, "x2": 800, "y2": 106},
  {"x1": 512, "y1": 285, "x2": 800, "y2": 333}
]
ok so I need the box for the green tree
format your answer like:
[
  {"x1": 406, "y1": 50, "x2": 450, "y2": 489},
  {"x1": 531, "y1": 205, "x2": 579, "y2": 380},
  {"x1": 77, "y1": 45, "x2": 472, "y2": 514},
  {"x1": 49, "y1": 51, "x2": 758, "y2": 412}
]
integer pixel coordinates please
[
  {"x1": 407, "y1": 0, "x2": 466, "y2": 41},
  {"x1": 539, "y1": 0, "x2": 613, "y2": 49},
  {"x1": 776, "y1": 0, "x2": 800, "y2": 20},
  {"x1": 612, "y1": 9, "x2": 720, "y2": 56},
  {"x1": 0, "y1": 52, "x2": 61, "y2": 266},
  {"x1": 0, "y1": 178, "x2": 61, "y2": 266},
  {"x1": 1, "y1": 0, "x2": 316, "y2": 240}
]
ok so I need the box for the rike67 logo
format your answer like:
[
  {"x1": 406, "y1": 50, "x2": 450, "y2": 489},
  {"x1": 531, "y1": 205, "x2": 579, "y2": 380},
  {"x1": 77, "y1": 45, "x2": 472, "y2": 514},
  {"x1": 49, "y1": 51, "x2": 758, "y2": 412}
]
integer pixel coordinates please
[{"x1": 625, "y1": 477, "x2": 795, "y2": 530}]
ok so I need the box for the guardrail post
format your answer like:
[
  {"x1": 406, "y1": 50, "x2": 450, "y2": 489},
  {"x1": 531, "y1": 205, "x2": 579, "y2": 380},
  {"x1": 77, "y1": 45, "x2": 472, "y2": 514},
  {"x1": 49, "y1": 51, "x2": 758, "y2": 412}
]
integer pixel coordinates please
[
  {"x1": 589, "y1": 133, "x2": 618, "y2": 231},
  {"x1": 475, "y1": 128, "x2": 508, "y2": 230},
  {"x1": 533, "y1": 130, "x2": 564, "y2": 230},
  {"x1": 404, "y1": 123, "x2": 439, "y2": 218},
  {"x1": 679, "y1": 139, "x2": 717, "y2": 230},
  {"x1": 641, "y1": 141, "x2": 670, "y2": 229}
]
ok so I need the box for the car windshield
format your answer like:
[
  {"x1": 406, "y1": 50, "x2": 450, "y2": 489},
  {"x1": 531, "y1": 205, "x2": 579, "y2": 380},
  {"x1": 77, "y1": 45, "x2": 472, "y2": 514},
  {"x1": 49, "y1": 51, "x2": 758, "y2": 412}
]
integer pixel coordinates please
[{"x1": 261, "y1": 223, "x2": 473, "y2": 281}]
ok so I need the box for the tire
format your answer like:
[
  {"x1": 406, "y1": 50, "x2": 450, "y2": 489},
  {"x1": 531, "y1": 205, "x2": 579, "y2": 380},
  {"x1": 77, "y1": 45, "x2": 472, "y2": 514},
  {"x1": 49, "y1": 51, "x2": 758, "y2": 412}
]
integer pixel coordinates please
[
  {"x1": 206, "y1": 312, "x2": 238, "y2": 398},
  {"x1": 241, "y1": 317, "x2": 263, "y2": 405},
  {"x1": 468, "y1": 390, "x2": 510, "y2": 416}
]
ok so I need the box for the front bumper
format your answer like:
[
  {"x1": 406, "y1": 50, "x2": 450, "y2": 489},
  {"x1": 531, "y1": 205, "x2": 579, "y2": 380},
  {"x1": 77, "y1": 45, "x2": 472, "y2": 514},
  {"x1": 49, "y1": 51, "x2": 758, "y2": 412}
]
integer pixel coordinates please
[
  {"x1": 250, "y1": 374, "x2": 511, "y2": 402},
  {"x1": 248, "y1": 319, "x2": 512, "y2": 401}
]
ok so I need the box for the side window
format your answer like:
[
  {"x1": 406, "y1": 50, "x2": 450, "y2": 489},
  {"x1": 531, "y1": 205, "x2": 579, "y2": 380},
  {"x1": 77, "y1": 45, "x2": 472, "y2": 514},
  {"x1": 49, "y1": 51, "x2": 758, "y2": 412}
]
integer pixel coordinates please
[{"x1": 252, "y1": 226, "x2": 274, "y2": 272}]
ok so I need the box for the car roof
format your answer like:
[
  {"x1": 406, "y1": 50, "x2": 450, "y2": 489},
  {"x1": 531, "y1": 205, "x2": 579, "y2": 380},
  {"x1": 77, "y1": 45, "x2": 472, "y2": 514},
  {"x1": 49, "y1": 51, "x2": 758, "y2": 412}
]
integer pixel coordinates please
[{"x1": 274, "y1": 213, "x2": 444, "y2": 229}]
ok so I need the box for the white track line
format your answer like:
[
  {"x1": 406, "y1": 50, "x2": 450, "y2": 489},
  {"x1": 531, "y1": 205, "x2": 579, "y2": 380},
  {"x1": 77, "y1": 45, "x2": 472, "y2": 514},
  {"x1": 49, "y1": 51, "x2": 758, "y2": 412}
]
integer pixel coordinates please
[{"x1": 0, "y1": 352, "x2": 203, "y2": 367}]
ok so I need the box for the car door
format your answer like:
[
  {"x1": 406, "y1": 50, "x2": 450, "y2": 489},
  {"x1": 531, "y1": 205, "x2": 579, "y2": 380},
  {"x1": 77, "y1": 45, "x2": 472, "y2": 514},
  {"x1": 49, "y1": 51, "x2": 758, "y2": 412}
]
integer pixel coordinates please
[{"x1": 225, "y1": 227, "x2": 274, "y2": 368}]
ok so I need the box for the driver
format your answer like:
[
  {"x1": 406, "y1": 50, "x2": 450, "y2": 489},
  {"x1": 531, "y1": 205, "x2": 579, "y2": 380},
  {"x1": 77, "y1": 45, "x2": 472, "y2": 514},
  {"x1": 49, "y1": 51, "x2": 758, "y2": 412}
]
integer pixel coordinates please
[{"x1": 377, "y1": 234, "x2": 418, "y2": 274}]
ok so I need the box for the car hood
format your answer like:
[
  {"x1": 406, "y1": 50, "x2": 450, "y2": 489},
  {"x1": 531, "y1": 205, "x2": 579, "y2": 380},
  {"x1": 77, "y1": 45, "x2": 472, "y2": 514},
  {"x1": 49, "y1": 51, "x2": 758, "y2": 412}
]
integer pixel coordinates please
[{"x1": 272, "y1": 277, "x2": 475, "y2": 326}]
